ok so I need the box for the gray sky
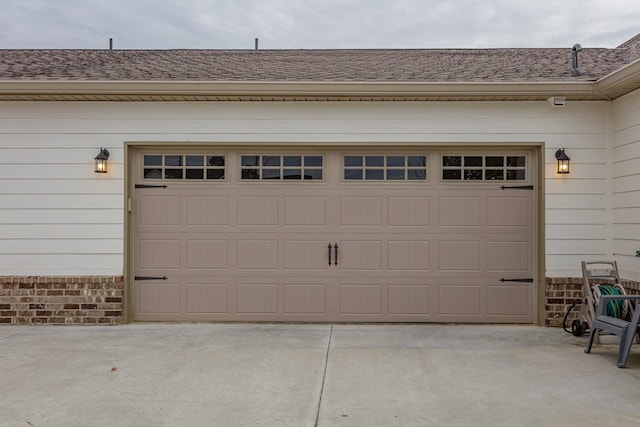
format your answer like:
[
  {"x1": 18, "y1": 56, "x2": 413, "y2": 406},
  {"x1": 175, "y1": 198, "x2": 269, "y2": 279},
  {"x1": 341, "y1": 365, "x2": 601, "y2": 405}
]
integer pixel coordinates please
[{"x1": 1, "y1": 0, "x2": 639, "y2": 50}]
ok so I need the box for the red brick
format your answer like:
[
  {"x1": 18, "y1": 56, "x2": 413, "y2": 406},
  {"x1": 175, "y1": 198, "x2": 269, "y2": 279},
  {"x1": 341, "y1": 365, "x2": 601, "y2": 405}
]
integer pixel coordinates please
[{"x1": 105, "y1": 311, "x2": 122, "y2": 317}]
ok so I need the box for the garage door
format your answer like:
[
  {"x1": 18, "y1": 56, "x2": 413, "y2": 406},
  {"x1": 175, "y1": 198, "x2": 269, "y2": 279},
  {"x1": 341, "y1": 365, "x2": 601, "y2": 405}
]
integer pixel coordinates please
[{"x1": 132, "y1": 149, "x2": 534, "y2": 322}]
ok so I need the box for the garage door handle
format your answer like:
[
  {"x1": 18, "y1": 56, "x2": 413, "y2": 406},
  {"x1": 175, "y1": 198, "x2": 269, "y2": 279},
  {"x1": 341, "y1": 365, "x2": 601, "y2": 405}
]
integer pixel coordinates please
[
  {"x1": 333, "y1": 243, "x2": 339, "y2": 266},
  {"x1": 328, "y1": 243, "x2": 333, "y2": 265}
]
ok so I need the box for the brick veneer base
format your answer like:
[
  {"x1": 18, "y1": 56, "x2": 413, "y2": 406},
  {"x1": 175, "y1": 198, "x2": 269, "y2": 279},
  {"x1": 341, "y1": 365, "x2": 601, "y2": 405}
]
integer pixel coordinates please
[
  {"x1": 545, "y1": 277, "x2": 640, "y2": 327},
  {"x1": 2, "y1": 275, "x2": 638, "y2": 326},
  {"x1": 0, "y1": 276, "x2": 124, "y2": 325}
]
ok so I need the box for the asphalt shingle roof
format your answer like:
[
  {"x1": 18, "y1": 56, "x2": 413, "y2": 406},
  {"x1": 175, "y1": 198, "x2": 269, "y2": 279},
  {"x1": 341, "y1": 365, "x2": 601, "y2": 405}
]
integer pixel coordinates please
[{"x1": 0, "y1": 47, "x2": 634, "y2": 83}]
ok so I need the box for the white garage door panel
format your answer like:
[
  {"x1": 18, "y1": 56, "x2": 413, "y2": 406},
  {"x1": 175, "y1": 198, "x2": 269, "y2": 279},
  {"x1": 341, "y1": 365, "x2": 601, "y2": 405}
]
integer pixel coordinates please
[
  {"x1": 285, "y1": 196, "x2": 327, "y2": 225},
  {"x1": 138, "y1": 282, "x2": 181, "y2": 314},
  {"x1": 133, "y1": 149, "x2": 534, "y2": 323},
  {"x1": 186, "y1": 283, "x2": 229, "y2": 313},
  {"x1": 388, "y1": 284, "x2": 431, "y2": 314},
  {"x1": 388, "y1": 196, "x2": 431, "y2": 226},
  {"x1": 284, "y1": 284, "x2": 326, "y2": 314},
  {"x1": 340, "y1": 284, "x2": 382, "y2": 314},
  {"x1": 186, "y1": 196, "x2": 229, "y2": 225},
  {"x1": 487, "y1": 285, "x2": 530, "y2": 316},
  {"x1": 439, "y1": 197, "x2": 482, "y2": 226},
  {"x1": 388, "y1": 240, "x2": 430, "y2": 271},
  {"x1": 284, "y1": 241, "x2": 327, "y2": 269}
]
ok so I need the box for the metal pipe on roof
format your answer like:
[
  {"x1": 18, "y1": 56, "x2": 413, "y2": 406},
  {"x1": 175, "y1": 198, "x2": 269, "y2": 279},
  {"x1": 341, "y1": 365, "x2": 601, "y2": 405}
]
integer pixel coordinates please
[{"x1": 571, "y1": 44, "x2": 582, "y2": 76}]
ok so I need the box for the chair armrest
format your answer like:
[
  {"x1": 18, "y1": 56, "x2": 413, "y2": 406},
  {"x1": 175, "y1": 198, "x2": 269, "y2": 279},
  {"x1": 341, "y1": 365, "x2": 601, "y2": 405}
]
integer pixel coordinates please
[{"x1": 596, "y1": 295, "x2": 640, "y2": 317}]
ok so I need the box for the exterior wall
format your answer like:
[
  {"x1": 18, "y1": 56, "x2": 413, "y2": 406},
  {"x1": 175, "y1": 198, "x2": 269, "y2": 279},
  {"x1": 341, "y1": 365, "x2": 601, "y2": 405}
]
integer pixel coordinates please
[
  {"x1": 545, "y1": 277, "x2": 640, "y2": 327},
  {"x1": 0, "y1": 276, "x2": 124, "y2": 324},
  {"x1": 612, "y1": 88, "x2": 640, "y2": 281},
  {"x1": 0, "y1": 99, "x2": 617, "y2": 323}
]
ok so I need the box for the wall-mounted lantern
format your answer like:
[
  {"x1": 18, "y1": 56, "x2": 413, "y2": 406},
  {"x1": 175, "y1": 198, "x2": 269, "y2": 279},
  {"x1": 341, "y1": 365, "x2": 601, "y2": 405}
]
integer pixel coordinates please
[
  {"x1": 555, "y1": 148, "x2": 570, "y2": 174},
  {"x1": 94, "y1": 148, "x2": 110, "y2": 173}
]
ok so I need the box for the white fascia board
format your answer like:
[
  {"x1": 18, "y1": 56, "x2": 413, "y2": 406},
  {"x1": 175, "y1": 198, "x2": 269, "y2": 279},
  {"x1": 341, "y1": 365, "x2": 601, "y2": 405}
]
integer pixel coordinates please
[
  {"x1": 596, "y1": 58, "x2": 640, "y2": 98},
  {"x1": 0, "y1": 80, "x2": 601, "y2": 99}
]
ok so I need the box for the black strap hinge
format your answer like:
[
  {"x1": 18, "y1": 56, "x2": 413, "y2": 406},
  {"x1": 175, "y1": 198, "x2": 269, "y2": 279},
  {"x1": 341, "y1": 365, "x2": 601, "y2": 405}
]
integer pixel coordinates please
[
  {"x1": 500, "y1": 185, "x2": 533, "y2": 190},
  {"x1": 135, "y1": 184, "x2": 168, "y2": 189}
]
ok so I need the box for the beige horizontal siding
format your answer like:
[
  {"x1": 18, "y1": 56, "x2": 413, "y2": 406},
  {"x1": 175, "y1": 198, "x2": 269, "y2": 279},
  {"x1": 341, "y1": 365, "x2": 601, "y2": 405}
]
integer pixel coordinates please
[
  {"x1": 0, "y1": 99, "x2": 614, "y2": 276},
  {"x1": 613, "y1": 88, "x2": 640, "y2": 280}
]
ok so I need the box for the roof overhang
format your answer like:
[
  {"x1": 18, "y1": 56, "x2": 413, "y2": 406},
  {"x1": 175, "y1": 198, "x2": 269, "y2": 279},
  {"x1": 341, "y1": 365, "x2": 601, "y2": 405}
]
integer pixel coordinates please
[
  {"x1": 596, "y1": 58, "x2": 640, "y2": 100},
  {"x1": 0, "y1": 80, "x2": 607, "y2": 102},
  {"x1": 0, "y1": 74, "x2": 637, "y2": 102}
]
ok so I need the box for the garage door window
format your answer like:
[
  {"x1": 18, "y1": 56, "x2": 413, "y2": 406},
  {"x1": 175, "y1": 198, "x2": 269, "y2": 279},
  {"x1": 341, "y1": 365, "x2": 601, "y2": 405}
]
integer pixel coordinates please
[
  {"x1": 143, "y1": 154, "x2": 225, "y2": 180},
  {"x1": 343, "y1": 155, "x2": 427, "y2": 181},
  {"x1": 442, "y1": 155, "x2": 526, "y2": 181},
  {"x1": 241, "y1": 155, "x2": 323, "y2": 180}
]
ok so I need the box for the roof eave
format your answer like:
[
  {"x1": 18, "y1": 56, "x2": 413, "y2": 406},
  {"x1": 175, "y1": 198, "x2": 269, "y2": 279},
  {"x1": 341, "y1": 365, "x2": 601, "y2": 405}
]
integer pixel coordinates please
[
  {"x1": 0, "y1": 80, "x2": 605, "y2": 101},
  {"x1": 596, "y1": 58, "x2": 640, "y2": 100}
]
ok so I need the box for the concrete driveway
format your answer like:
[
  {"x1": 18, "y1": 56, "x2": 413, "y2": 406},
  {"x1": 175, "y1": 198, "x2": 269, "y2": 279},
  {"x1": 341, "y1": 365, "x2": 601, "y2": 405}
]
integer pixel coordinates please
[{"x1": 1, "y1": 323, "x2": 639, "y2": 426}]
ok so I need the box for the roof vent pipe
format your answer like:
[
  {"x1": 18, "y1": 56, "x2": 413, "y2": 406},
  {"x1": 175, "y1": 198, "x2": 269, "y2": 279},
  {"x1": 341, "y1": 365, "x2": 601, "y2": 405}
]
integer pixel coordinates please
[
  {"x1": 109, "y1": 38, "x2": 113, "y2": 50},
  {"x1": 571, "y1": 43, "x2": 582, "y2": 76},
  {"x1": 255, "y1": 38, "x2": 259, "y2": 51}
]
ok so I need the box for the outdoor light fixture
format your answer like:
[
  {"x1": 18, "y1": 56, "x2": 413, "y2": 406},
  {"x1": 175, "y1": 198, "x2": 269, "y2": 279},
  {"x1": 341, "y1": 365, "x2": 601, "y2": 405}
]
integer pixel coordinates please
[
  {"x1": 94, "y1": 148, "x2": 110, "y2": 173},
  {"x1": 555, "y1": 148, "x2": 570, "y2": 174}
]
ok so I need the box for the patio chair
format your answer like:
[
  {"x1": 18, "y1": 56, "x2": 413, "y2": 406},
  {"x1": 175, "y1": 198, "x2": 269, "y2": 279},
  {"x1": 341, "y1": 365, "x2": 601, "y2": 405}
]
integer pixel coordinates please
[{"x1": 584, "y1": 294, "x2": 640, "y2": 368}]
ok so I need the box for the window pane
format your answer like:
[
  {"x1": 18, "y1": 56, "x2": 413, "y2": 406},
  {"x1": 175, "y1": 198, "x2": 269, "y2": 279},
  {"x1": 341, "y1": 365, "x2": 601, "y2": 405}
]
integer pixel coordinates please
[
  {"x1": 507, "y1": 156, "x2": 526, "y2": 167},
  {"x1": 186, "y1": 156, "x2": 203, "y2": 166},
  {"x1": 262, "y1": 169, "x2": 280, "y2": 179},
  {"x1": 408, "y1": 156, "x2": 426, "y2": 167},
  {"x1": 304, "y1": 169, "x2": 323, "y2": 180},
  {"x1": 344, "y1": 156, "x2": 362, "y2": 167},
  {"x1": 283, "y1": 169, "x2": 302, "y2": 179},
  {"x1": 144, "y1": 155, "x2": 162, "y2": 166},
  {"x1": 386, "y1": 156, "x2": 405, "y2": 167},
  {"x1": 443, "y1": 156, "x2": 461, "y2": 167},
  {"x1": 507, "y1": 170, "x2": 526, "y2": 180},
  {"x1": 386, "y1": 169, "x2": 405, "y2": 180},
  {"x1": 305, "y1": 156, "x2": 323, "y2": 167},
  {"x1": 262, "y1": 156, "x2": 280, "y2": 167},
  {"x1": 443, "y1": 170, "x2": 461, "y2": 180},
  {"x1": 365, "y1": 169, "x2": 384, "y2": 180},
  {"x1": 464, "y1": 169, "x2": 483, "y2": 180},
  {"x1": 283, "y1": 156, "x2": 301, "y2": 167},
  {"x1": 242, "y1": 169, "x2": 259, "y2": 179},
  {"x1": 186, "y1": 169, "x2": 204, "y2": 179},
  {"x1": 464, "y1": 156, "x2": 482, "y2": 167},
  {"x1": 366, "y1": 156, "x2": 384, "y2": 167},
  {"x1": 207, "y1": 156, "x2": 225, "y2": 166},
  {"x1": 344, "y1": 169, "x2": 362, "y2": 180},
  {"x1": 165, "y1": 155, "x2": 183, "y2": 166},
  {"x1": 165, "y1": 169, "x2": 183, "y2": 179},
  {"x1": 241, "y1": 156, "x2": 259, "y2": 166},
  {"x1": 207, "y1": 169, "x2": 225, "y2": 180},
  {"x1": 408, "y1": 169, "x2": 427, "y2": 180},
  {"x1": 485, "y1": 169, "x2": 504, "y2": 180},
  {"x1": 485, "y1": 156, "x2": 504, "y2": 167},
  {"x1": 144, "y1": 168, "x2": 162, "y2": 179}
]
